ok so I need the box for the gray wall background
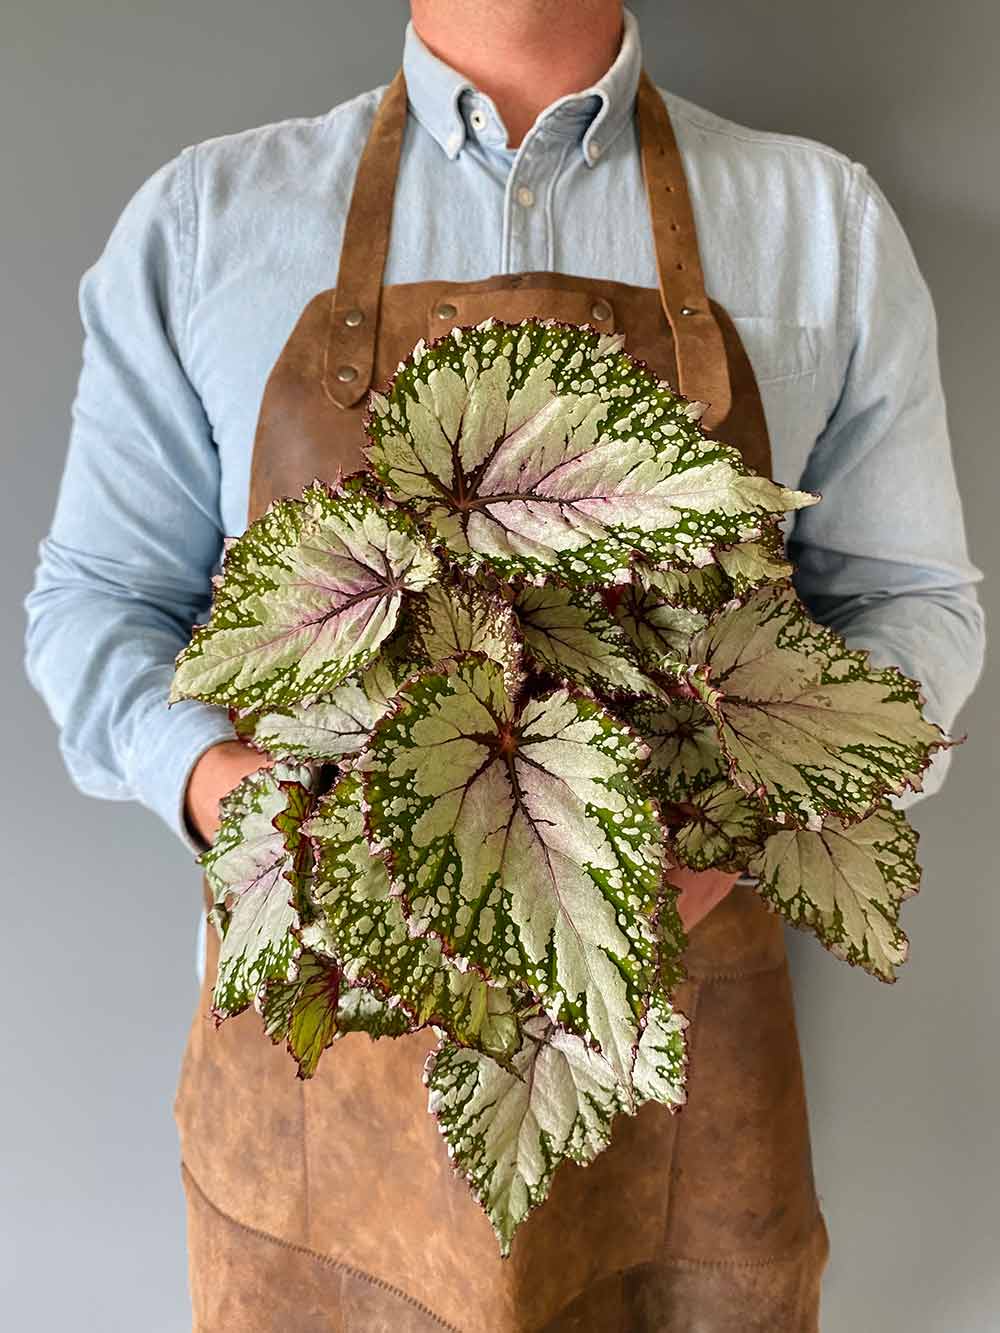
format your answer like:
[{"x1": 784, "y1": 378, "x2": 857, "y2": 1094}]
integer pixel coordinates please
[{"x1": 3, "y1": 2, "x2": 996, "y2": 1329}]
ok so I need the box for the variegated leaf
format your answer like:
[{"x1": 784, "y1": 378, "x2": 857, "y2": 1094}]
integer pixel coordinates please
[
  {"x1": 425, "y1": 999, "x2": 687, "y2": 1255},
  {"x1": 667, "y1": 780, "x2": 768, "y2": 872},
  {"x1": 260, "y1": 951, "x2": 344, "y2": 1078},
  {"x1": 261, "y1": 950, "x2": 410, "y2": 1078},
  {"x1": 515, "y1": 584, "x2": 658, "y2": 697},
  {"x1": 627, "y1": 698, "x2": 728, "y2": 802},
  {"x1": 171, "y1": 481, "x2": 438, "y2": 711},
  {"x1": 302, "y1": 772, "x2": 520, "y2": 1062},
  {"x1": 714, "y1": 529, "x2": 793, "y2": 596},
  {"x1": 630, "y1": 560, "x2": 731, "y2": 615},
  {"x1": 365, "y1": 655, "x2": 666, "y2": 1086},
  {"x1": 632, "y1": 992, "x2": 688, "y2": 1106},
  {"x1": 233, "y1": 659, "x2": 411, "y2": 763},
  {"x1": 685, "y1": 583, "x2": 953, "y2": 828},
  {"x1": 365, "y1": 319, "x2": 818, "y2": 585},
  {"x1": 201, "y1": 769, "x2": 316, "y2": 1018},
  {"x1": 334, "y1": 985, "x2": 413, "y2": 1037},
  {"x1": 409, "y1": 580, "x2": 524, "y2": 693},
  {"x1": 613, "y1": 570, "x2": 713, "y2": 669},
  {"x1": 653, "y1": 892, "x2": 689, "y2": 995},
  {"x1": 747, "y1": 804, "x2": 921, "y2": 980}
]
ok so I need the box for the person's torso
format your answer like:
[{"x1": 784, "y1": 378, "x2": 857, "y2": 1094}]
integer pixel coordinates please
[{"x1": 181, "y1": 82, "x2": 855, "y2": 541}]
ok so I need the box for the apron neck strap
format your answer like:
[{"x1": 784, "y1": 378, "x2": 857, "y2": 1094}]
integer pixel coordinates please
[
  {"x1": 326, "y1": 69, "x2": 408, "y2": 409},
  {"x1": 636, "y1": 70, "x2": 732, "y2": 428},
  {"x1": 326, "y1": 66, "x2": 732, "y2": 429}
]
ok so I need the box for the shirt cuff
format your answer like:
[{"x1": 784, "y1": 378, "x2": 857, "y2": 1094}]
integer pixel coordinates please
[{"x1": 130, "y1": 698, "x2": 236, "y2": 854}]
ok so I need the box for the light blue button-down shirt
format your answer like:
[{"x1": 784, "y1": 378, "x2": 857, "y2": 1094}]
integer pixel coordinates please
[{"x1": 24, "y1": 7, "x2": 985, "y2": 860}]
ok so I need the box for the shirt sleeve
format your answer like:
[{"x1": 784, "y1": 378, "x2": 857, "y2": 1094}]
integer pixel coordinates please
[
  {"x1": 787, "y1": 162, "x2": 986, "y2": 810},
  {"x1": 23, "y1": 145, "x2": 236, "y2": 851}
]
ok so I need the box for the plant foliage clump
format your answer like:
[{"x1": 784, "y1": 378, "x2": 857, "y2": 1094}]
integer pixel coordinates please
[{"x1": 171, "y1": 318, "x2": 955, "y2": 1253}]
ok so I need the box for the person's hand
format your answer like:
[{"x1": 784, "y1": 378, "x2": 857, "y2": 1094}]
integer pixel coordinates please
[
  {"x1": 184, "y1": 739, "x2": 272, "y2": 848},
  {"x1": 669, "y1": 865, "x2": 743, "y2": 933}
]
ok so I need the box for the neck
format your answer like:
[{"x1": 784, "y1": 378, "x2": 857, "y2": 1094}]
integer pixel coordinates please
[{"x1": 410, "y1": 1, "x2": 625, "y2": 148}]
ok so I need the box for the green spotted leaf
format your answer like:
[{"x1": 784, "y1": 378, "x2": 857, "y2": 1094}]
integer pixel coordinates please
[
  {"x1": 260, "y1": 951, "x2": 344, "y2": 1077},
  {"x1": 684, "y1": 582, "x2": 955, "y2": 828},
  {"x1": 301, "y1": 771, "x2": 520, "y2": 1062},
  {"x1": 515, "y1": 583, "x2": 658, "y2": 698},
  {"x1": 365, "y1": 318, "x2": 817, "y2": 585},
  {"x1": 261, "y1": 950, "x2": 410, "y2": 1078},
  {"x1": 409, "y1": 580, "x2": 524, "y2": 692},
  {"x1": 613, "y1": 568, "x2": 713, "y2": 669},
  {"x1": 632, "y1": 992, "x2": 689, "y2": 1106},
  {"x1": 714, "y1": 528, "x2": 793, "y2": 597},
  {"x1": 201, "y1": 768, "x2": 316, "y2": 1019},
  {"x1": 365, "y1": 654, "x2": 667, "y2": 1087},
  {"x1": 170, "y1": 481, "x2": 438, "y2": 712},
  {"x1": 626, "y1": 697, "x2": 728, "y2": 803},
  {"x1": 425, "y1": 999, "x2": 687, "y2": 1255},
  {"x1": 747, "y1": 804, "x2": 921, "y2": 980},
  {"x1": 232, "y1": 658, "x2": 413, "y2": 763},
  {"x1": 666, "y1": 780, "x2": 768, "y2": 872},
  {"x1": 652, "y1": 892, "x2": 689, "y2": 994},
  {"x1": 630, "y1": 559, "x2": 732, "y2": 616}
]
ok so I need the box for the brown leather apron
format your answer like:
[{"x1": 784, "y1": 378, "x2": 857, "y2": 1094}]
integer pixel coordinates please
[{"x1": 174, "y1": 69, "x2": 830, "y2": 1332}]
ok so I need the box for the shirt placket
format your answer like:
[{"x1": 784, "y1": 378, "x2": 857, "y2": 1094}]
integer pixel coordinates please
[{"x1": 501, "y1": 126, "x2": 572, "y2": 275}]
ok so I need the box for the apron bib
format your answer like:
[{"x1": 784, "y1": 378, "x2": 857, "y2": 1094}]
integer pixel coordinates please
[{"x1": 174, "y1": 70, "x2": 830, "y2": 1332}]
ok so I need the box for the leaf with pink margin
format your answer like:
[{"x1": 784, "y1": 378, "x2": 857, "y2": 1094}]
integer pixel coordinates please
[
  {"x1": 682, "y1": 582, "x2": 957, "y2": 829},
  {"x1": 424, "y1": 992, "x2": 686, "y2": 1255},
  {"x1": 200, "y1": 767, "x2": 316, "y2": 1019},
  {"x1": 170, "y1": 480, "x2": 438, "y2": 712},
  {"x1": 365, "y1": 319, "x2": 817, "y2": 586},
  {"x1": 260, "y1": 950, "x2": 410, "y2": 1079},
  {"x1": 364, "y1": 654, "x2": 668, "y2": 1089},
  {"x1": 747, "y1": 803, "x2": 921, "y2": 980}
]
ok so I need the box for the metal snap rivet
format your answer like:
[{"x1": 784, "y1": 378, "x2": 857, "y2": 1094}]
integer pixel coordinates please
[
  {"x1": 344, "y1": 308, "x2": 364, "y2": 327},
  {"x1": 437, "y1": 302, "x2": 458, "y2": 319},
  {"x1": 680, "y1": 305, "x2": 699, "y2": 316},
  {"x1": 591, "y1": 299, "x2": 613, "y2": 322},
  {"x1": 336, "y1": 365, "x2": 358, "y2": 383}
]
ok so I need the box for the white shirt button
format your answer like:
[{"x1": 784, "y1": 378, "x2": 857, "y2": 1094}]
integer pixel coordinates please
[
  {"x1": 470, "y1": 108, "x2": 488, "y2": 132},
  {"x1": 587, "y1": 140, "x2": 603, "y2": 161},
  {"x1": 516, "y1": 186, "x2": 535, "y2": 208},
  {"x1": 446, "y1": 131, "x2": 463, "y2": 156}
]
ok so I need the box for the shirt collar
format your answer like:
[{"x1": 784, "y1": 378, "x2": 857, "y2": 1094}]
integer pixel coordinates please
[{"x1": 402, "y1": 5, "x2": 642, "y2": 167}]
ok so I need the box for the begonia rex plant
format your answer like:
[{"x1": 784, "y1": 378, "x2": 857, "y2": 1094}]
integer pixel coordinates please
[{"x1": 170, "y1": 318, "x2": 956, "y2": 1253}]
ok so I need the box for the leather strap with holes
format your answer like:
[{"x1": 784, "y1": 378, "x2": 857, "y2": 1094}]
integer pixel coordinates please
[
  {"x1": 636, "y1": 69, "x2": 732, "y2": 429},
  {"x1": 324, "y1": 69, "x2": 408, "y2": 409},
  {"x1": 325, "y1": 65, "x2": 732, "y2": 428}
]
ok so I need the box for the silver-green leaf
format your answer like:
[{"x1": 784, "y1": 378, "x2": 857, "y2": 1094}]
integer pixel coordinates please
[
  {"x1": 667, "y1": 780, "x2": 768, "y2": 872},
  {"x1": 747, "y1": 804, "x2": 921, "y2": 980},
  {"x1": 364, "y1": 654, "x2": 667, "y2": 1086},
  {"x1": 303, "y1": 771, "x2": 520, "y2": 1062},
  {"x1": 685, "y1": 582, "x2": 954, "y2": 828},
  {"x1": 171, "y1": 481, "x2": 438, "y2": 712},
  {"x1": 425, "y1": 997, "x2": 687, "y2": 1255},
  {"x1": 365, "y1": 319, "x2": 817, "y2": 585},
  {"x1": 201, "y1": 769, "x2": 315, "y2": 1019},
  {"x1": 515, "y1": 583, "x2": 658, "y2": 698}
]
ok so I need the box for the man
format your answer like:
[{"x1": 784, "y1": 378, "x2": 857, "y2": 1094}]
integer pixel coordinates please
[{"x1": 24, "y1": 2, "x2": 985, "y2": 1329}]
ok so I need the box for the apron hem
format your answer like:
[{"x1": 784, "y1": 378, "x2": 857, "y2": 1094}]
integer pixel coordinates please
[
  {"x1": 648, "y1": 1208, "x2": 829, "y2": 1270},
  {"x1": 180, "y1": 1159, "x2": 463, "y2": 1332}
]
